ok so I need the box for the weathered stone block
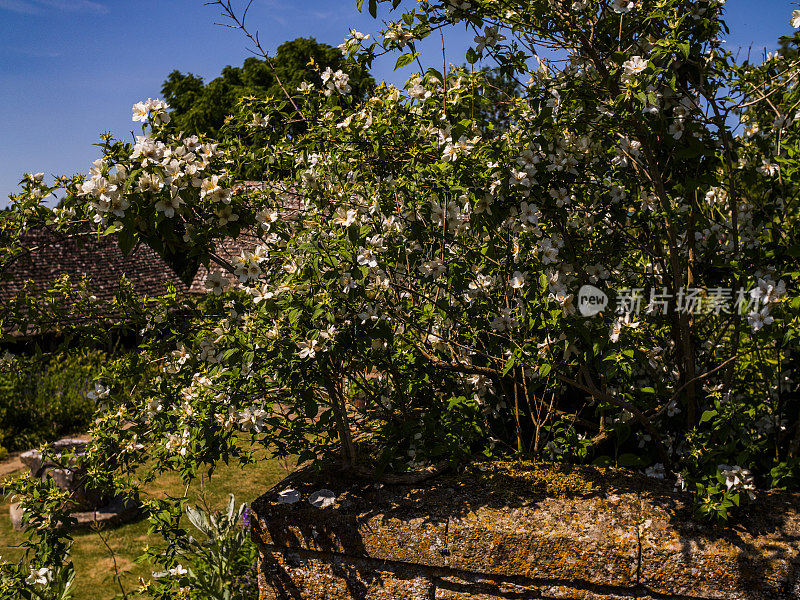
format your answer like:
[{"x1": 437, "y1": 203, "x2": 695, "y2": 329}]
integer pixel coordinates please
[{"x1": 251, "y1": 462, "x2": 800, "y2": 600}]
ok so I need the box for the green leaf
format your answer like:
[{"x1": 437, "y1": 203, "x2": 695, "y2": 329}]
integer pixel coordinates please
[
  {"x1": 368, "y1": 0, "x2": 377, "y2": 17},
  {"x1": 466, "y1": 47, "x2": 479, "y2": 64},
  {"x1": 118, "y1": 228, "x2": 135, "y2": 256},
  {"x1": 502, "y1": 354, "x2": 516, "y2": 376},
  {"x1": 700, "y1": 409, "x2": 718, "y2": 424},
  {"x1": 395, "y1": 52, "x2": 420, "y2": 70},
  {"x1": 356, "y1": 0, "x2": 364, "y2": 10},
  {"x1": 426, "y1": 67, "x2": 444, "y2": 81}
]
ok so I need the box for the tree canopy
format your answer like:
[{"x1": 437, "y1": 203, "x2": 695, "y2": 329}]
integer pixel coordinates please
[{"x1": 161, "y1": 37, "x2": 375, "y2": 137}]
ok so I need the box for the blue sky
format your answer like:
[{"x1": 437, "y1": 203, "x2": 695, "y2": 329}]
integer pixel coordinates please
[{"x1": 0, "y1": 0, "x2": 796, "y2": 205}]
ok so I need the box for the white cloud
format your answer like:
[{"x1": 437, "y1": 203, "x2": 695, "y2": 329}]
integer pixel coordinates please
[{"x1": 0, "y1": 0, "x2": 109, "y2": 14}]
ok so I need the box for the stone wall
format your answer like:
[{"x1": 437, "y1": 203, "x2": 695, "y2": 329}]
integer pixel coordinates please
[{"x1": 250, "y1": 462, "x2": 800, "y2": 600}]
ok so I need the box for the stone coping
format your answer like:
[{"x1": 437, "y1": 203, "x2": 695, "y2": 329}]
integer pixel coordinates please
[{"x1": 251, "y1": 462, "x2": 800, "y2": 600}]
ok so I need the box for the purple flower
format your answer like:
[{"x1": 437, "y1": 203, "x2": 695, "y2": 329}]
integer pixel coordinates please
[{"x1": 242, "y1": 506, "x2": 255, "y2": 534}]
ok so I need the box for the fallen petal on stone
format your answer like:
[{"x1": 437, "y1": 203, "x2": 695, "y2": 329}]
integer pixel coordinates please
[
  {"x1": 277, "y1": 489, "x2": 300, "y2": 504},
  {"x1": 309, "y1": 489, "x2": 336, "y2": 509}
]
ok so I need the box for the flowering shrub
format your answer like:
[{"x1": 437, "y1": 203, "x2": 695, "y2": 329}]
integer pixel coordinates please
[{"x1": 2, "y1": 0, "x2": 800, "y2": 591}]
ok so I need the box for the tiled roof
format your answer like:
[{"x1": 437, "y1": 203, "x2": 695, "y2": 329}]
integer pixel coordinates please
[
  {"x1": 0, "y1": 228, "x2": 188, "y2": 307},
  {"x1": 0, "y1": 182, "x2": 305, "y2": 327}
]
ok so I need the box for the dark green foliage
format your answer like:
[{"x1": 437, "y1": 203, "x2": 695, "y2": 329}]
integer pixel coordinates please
[
  {"x1": 161, "y1": 37, "x2": 375, "y2": 137},
  {"x1": 471, "y1": 65, "x2": 523, "y2": 132},
  {"x1": 0, "y1": 350, "x2": 104, "y2": 452}
]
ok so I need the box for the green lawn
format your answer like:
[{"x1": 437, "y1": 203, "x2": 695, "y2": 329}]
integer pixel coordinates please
[{"x1": 0, "y1": 454, "x2": 294, "y2": 599}]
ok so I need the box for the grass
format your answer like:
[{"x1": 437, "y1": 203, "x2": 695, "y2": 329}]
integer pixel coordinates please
[{"x1": 0, "y1": 452, "x2": 294, "y2": 600}]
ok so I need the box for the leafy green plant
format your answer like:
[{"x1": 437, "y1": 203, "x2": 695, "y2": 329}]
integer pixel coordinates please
[
  {"x1": 144, "y1": 494, "x2": 258, "y2": 600},
  {"x1": 0, "y1": 350, "x2": 105, "y2": 451}
]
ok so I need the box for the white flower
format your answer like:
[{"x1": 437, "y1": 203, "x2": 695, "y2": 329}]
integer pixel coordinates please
[
  {"x1": 509, "y1": 169, "x2": 532, "y2": 188},
  {"x1": 205, "y1": 271, "x2": 228, "y2": 296},
  {"x1": 165, "y1": 430, "x2": 190, "y2": 455},
  {"x1": 340, "y1": 272, "x2": 357, "y2": 293},
  {"x1": 255, "y1": 208, "x2": 279, "y2": 230},
  {"x1": 384, "y1": 24, "x2": 413, "y2": 45},
  {"x1": 298, "y1": 339, "x2": 319, "y2": 359},
  {"x1": 132, "y1": 101, "x2": 149, "y2": 122},
  {"x1": 333, "y1": 207, "x2": 358, "y2": 227},
  {"x1": 549, "y1": 291, "x2": 576, "y2": 316},
  {"x1": 518, "y1": 201, "x2": 540, "y2": 224},
  {"x1": 610, "y1": 313, "x2": 640, "y2": 342},
  {"x1": 216, "y1": 205, "x2": 239, "y2": 226},
  {"x1": 250, "y1": 113, "x2": 269, "y2": 127},
  {"x1": 474, "y1": 25, "x2": 506, "y2": 53},
  {"x1": 549, "y1": 187, "x2": 571, "y2": 207},
  {"x1": 155, "y1": 191, "x2": 184, "y2": 218},
  {"x1": 321, "y1": 67, "x2": 351, "y2": 96},
  {"x1": 168, "y1": 564, "x2": 188, "y2": 577},
  {"x1": 334, "y1": 71, "x2": 351, "y2": 94},
  {"x1": 26, "y1": 567, "x2": 53, "y2": 586},
  {"x1": 717, "y1": 464, "x2": 756, "y2": 500},
  {"x1": 747, "y1": 307, "x2": 774, "y2": 332},
  {"x1": 611, "y1": 0, "x2": 635, "y2": 14},
  {"x1": 251, "y1": 283, "x2": 275, "y2": 304},
  {"x1": 319, "y1": 324, "x2": 337, "y2": 341},
  {"x1": 622, "y1": 56, "x2": 648, "y2": 79},
  {"x1": 200, "y1": 175, "x2": 231, "y2": 202},
  {"x1": 510, "y1": 271, "x2": 526, "y2": 289},
  {"x1": 357, "y1": 247, "x2": 378, "y2": 268},
  {"x1": 132, "y1": 98, "x2": 170, "y2": 125},
  {"x1": 750, "y1": 277, "x2": 787, "y2": 305},
  {"x1": 172, "y1": 344, "x2": 191, "y2": 365},
  {"x1": 538, "y1": 238, "x2": 560, "y2": 265},
  {"x1": 791, "y1": 9, "x2": 800, "y2": 28},
  {"x1": 419, "y1": 259, "x2": 445, "y2": 278},
  {"x1": 544, "y1": 440, "x2": 560, "y2": 459},
  {"x1": 490, "y1": 308, "x2": 518, "y2": 331},
  {"x1": 442, "y1": 141, "x2": 460, "y2": 162},
  {"x1": 137, "y1": 172, "x2": 164, "y2": 194},
  {"x1": 87, "y1": 382, "x2": 110, "y2": 401},
  {"x1": 757, "y1": 159, "x2": 779, "y2": 177},
  {"x1": 238, "y1": 406, "x2": 268, "y2": 432},
  {"x1": 297, "y1": 81, "x2": 313, "y2": 93},
  {"x1": 469, "y1": 273, "x2": 494, "y2": 295}
]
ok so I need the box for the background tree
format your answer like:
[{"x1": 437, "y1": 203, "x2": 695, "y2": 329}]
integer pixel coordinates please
[{"x1": 161, "y1": 37, "x2": 375, "y2": 137}]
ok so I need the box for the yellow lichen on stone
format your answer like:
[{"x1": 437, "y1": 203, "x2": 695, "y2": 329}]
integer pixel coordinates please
[{"x1": 472, "y1": 460, "x2": 608, "y2": 498}]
